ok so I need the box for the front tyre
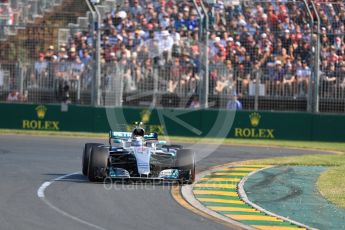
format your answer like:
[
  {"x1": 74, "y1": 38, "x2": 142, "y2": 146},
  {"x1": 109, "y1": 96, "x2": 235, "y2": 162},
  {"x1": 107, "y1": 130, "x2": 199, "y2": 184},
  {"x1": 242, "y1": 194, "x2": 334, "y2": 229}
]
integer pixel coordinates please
[
  {"x1": 88, "y1": 146, "x2": 109, "y2": 182},
  {"x1": 82, "y1": 143, "x2": 103, "y2": 176},
  {"x1": 175, "y1": 149, "x2": 195, "y2": 184}
]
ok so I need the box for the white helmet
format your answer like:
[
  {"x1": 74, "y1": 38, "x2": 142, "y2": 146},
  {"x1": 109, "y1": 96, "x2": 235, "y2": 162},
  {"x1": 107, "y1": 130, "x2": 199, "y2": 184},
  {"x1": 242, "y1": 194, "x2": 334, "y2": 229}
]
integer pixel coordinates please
[{"x1": 132, "y1": 127, "x2": 145, "y2": 138}]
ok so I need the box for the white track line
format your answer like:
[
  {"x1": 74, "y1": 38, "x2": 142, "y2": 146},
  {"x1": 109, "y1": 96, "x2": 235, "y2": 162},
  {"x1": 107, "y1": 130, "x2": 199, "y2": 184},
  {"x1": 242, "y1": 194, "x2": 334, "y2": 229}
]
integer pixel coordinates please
[{"x1": 37, "y1": 172, "x2": 108, "y2": 230}]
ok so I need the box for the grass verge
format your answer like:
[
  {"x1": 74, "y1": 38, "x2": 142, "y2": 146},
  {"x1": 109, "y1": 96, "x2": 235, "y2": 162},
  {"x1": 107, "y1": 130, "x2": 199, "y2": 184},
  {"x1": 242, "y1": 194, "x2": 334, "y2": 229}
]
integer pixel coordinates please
[
  {"x1": 317, "y1": 165, "x2": 345, "y2": 208},
  {"x1": 0, "y1": 129, "x2": 108, "y2": 138},
  {"x1": 1, "y1": 128, "x2": 345, "y2": 208},
  {"x1": 1, "y1": 129, "x2": 344, "y2": 153},
  {"x1": 244, "y1": 153, "x2": 345, "y2": 208}
]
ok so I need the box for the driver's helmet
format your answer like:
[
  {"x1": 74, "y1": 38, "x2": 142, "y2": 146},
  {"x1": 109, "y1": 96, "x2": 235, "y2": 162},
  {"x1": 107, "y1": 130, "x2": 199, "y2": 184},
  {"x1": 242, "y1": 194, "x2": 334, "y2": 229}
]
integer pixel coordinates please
[{"x1": 132, "y1": 127, "x2": 145, "y2": 138}]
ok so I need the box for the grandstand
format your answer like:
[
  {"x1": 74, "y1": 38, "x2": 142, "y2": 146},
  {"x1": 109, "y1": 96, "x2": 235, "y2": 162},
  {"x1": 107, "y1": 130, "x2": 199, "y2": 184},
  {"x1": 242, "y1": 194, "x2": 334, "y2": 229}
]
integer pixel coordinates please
[{"x1": 0, "y1": 0, "x2": 344, "y2": 113}]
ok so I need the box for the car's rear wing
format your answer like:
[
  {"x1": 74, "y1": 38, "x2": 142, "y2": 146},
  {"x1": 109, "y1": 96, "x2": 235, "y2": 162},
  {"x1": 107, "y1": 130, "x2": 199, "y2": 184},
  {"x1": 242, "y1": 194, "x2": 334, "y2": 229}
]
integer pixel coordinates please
[
  {"x1": 110, "y1": 131, "x2": 132, "y2": 139},
  {"x1": 109, "y1": 131, "x2": 158, "y2": 141}
]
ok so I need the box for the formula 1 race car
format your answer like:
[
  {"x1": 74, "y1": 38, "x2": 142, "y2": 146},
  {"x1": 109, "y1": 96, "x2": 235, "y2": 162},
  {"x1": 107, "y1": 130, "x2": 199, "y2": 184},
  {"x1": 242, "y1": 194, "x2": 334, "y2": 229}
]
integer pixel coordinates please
[{"x1": 82, "y1": 124, "x2": 195, "y2": 184}]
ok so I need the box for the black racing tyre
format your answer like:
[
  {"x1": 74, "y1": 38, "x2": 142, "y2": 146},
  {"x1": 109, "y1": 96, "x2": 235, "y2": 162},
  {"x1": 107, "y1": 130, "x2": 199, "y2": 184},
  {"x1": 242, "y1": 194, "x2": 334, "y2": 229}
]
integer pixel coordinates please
[
  {"x1": 82, "y1": 143, "x2": 103, "y2": 176},
  {"x1": 88, "y1": 146, "x2": 109, "y2": 182},
  {"x1": 175, "y1": 149, "x2": 195, "y2": 184}
]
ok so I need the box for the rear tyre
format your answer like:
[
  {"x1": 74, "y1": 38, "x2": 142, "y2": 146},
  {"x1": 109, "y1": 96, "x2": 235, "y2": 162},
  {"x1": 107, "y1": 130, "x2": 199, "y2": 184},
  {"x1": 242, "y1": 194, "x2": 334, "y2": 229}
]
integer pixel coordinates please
[
  {"x1": 88, "y1": 146, "x2": 109, "y2": 182},
  {"x1": 175, "y1": 149, "x2": 195, "y2": 184},
  {"x1": 82, "y1": 143, "x2": 102, "y2": 176}
]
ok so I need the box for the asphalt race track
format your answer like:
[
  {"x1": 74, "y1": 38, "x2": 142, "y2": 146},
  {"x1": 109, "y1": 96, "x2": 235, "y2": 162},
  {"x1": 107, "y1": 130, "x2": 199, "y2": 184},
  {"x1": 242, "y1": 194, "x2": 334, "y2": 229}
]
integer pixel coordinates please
[{"x1": 0, "y1": 135, "x2": 329, "y2": 230}]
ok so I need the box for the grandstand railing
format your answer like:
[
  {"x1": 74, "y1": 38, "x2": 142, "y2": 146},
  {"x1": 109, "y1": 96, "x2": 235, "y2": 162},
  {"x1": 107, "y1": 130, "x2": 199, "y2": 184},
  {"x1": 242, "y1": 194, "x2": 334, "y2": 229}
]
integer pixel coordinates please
[
  {"x1": 314, "y1": 1, "x2": 345, "y2": 113},
  {"x1": 0, "y1": 0, "x2": 345, "y2": 114},
  {"x1": 0, "y1": 0, "x2": 95, "y2": 104}
]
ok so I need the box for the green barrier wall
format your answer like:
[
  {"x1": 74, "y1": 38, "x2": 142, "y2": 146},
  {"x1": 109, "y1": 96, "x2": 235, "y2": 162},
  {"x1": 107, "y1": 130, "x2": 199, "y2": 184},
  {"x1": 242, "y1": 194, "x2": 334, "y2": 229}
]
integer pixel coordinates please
[{"x1": 0, "y1": 103, "x2": 344, "y2": 142}]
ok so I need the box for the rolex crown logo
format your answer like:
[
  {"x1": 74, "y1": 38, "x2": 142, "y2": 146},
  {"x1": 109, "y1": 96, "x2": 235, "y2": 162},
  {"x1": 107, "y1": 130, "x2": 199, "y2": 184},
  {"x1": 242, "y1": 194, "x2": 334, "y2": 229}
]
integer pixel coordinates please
[
  {"x1": 140, "y1": 110, "x2": 151, "y2": 123},
  {"x1": 249, "y1": 112, "x2": 261, "y2": 127},
  {"x1": 36, "y1": 105, "x2": 47, "y2": 119}
]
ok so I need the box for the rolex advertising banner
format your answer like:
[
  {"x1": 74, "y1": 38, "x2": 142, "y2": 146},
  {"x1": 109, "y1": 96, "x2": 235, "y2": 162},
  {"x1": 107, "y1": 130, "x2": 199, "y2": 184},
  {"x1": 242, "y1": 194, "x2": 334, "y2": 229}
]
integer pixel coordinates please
[
  {"x1": 0, "y1": 103, "x2": 344, "y2": 142},
  {"x1": 0, "y1": 103, "x2": 95, "y2": 132},
  {"x1": 230, "y1": 111, "x2": 313, "y2": 140}
]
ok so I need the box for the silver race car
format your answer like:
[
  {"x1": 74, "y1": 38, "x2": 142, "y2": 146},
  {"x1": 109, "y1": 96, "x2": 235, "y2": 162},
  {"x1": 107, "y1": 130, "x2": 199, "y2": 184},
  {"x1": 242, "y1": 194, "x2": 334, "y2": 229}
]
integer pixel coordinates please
[{"x1": 82, "y1": 123, "x2": 195, "y2": 184}]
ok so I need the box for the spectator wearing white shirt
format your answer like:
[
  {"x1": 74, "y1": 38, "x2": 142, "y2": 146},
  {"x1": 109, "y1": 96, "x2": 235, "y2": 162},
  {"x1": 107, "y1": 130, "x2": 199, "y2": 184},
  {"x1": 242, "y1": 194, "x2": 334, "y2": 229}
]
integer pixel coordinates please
[
  {"x1": 144, "y1": 31, "x2": 160, "y2": 59},
  {"x1": 296, "y1": 60, "x2": 311, "y2": 96},
  {"x1": 159, "y1": 12, "x2": 170, "y2": 29},
  {"x1": 186, "y1": 94, "x2": 200, "y2": 109},
  {"x1": 35, "y1": 53, "x2": 48, "y2": 76},
  {"x1": 71, "y1": 56, "x2": 85, "y2": 81},
  {"x1": 213, "y1": 0, "x2": 224, "y2": 13},
  {"x1": 158, "y1": 30, "x2": 174, "y2": 55},
  {"x1": 32, "y1": 53, "x2": 48, "y2": 88},
  {"x1": 6, "y1": 90, "x2": 20, "y2": 102}
]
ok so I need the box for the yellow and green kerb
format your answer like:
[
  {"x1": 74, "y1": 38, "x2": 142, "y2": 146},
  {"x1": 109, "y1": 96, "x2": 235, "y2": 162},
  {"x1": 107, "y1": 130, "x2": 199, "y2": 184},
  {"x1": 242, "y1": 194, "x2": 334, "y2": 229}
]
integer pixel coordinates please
[{"x1": 193, "y1": 165, "x2": 306, "y2": 230}]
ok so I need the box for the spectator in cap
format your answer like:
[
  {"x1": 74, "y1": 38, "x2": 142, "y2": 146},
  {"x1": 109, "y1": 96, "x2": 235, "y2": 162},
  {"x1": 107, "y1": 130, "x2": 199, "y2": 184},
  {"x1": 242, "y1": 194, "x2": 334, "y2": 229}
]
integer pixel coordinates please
[
  {"x1": 57, "y1": 47, "x2": 67, "y2": 61},
  {"x1": 214, "y1": 60, "x2": 234, "y2": 95},
  {"x1": 69, "y1": 47, "x2": 77, "y2": 61},
  {"x1": 80, "y1": 49, "x2": 92, "y2": 72},
  {"x1": 296, "y1": 59, "x2": 311, "y2": 96},
  {"x1": 280, "y1": 28, "x2": 292, "y2": 51},
  {"x1": 186, "y1": 9, "x2": 199, "y2": 31},
  {"x1": 32, "y1": 53, "x2": 48, "y2": 88},
  {"x1": 173, "y1": 11, "x2": 183, "y2": 30},
  {"x1": 45, "y1": 45, "x2": 55, "y2": 61},
  {"x1": 159, "y1": 30, "x2": 174, "y2": 53},
  {"x1": 159, "y1": 12, "x2": 170, "y2": 29},
  {"x1": 130, "y1": 0, "x2": 143, "y2": 17},
  {"x1": 71, "y1": 56, "x2": 85, "y2": 81},
  {"x1": 321, "y1": 63, "x2": 337, "y2": 98},
  {"x1": 270, "y1": 60, "x2": 285, "y2": 95},
  {"x1": 282, "y1": 61, "x2": 296, "y2": 96}
]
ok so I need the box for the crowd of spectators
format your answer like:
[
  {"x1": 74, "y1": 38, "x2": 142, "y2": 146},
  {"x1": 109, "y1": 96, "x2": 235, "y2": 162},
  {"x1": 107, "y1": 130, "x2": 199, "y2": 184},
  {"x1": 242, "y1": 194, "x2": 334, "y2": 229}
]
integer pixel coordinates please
[
  {"x1": 98, "y1": 0, "x2": 203, "y2": 100},
  {"x1": 0, "y1": 0, "x2": 14, "y2": 26},
  {"x1": 95, "y1": 0, "x2": 345, "y2": 100},
  {"x1": 28, "y1": 31, "x2": 94, "y2": 103},
  {"x1": 26, "y1": 0, "x2": 345, "y2": 106},
  {"x1": 315, "y1": 1, "x2": 345, "y2": 98}
]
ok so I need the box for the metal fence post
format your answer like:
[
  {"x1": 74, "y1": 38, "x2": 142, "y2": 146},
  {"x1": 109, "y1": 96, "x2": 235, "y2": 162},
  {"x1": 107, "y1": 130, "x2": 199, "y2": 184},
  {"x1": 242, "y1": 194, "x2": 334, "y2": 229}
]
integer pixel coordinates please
[
  {"x1": 302, "y1": 0, "x2": 315, "y2": 113},
  {"x1": 114, "y1": 63, "x2": 124, "y2": 107},
  {"x1": 310, "y1": 1, "x2": 321, "y2": 113},
  {"x1": 17, "y1": 64, "x2": 24, "y2": 96},
  {"x1": 254, "y1": 68, "x2": 260, "y2": 111},
  {"x1": 192, "y1": 0, "x2": 204, "y2": 107},
  {"x1": 152, "y1": 65, "x2": 158, "y2": 107},
  {"x1": 93, "y1": 8, "x2": 101, "y2": 106},
  {"x1": 85, "y1": 0, "x2": 100, "y2": 107},
  {"x1": 199, "y1": 1, "x2": 208, "y2": 109},
  {"x1": 192, "y1": 0, "x2": 203, "y2": 43}
]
